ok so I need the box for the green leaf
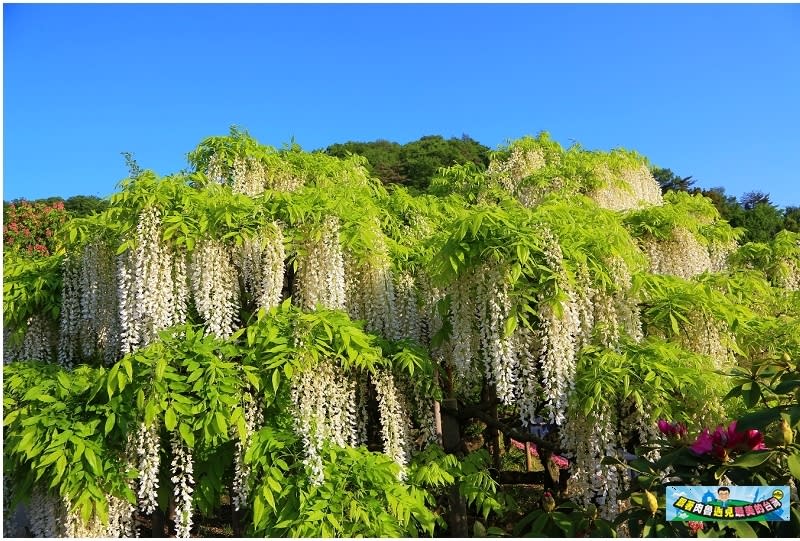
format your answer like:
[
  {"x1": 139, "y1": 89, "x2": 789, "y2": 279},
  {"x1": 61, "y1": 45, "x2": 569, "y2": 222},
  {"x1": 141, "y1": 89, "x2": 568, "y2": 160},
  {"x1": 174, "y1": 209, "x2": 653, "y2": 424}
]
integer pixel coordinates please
[
  {"x1": 787, "y1": 452, "x2": 800, "y2": 480},
  {"x1": 179, "y1": 422, "x2": 194, "y2": 448},
  {"x1": 165, "y1": 407, "x2": 177, "y2": 432},
  {"x1": 272, "y1": 370, "x2": 281, "y2": 394},
  {"x1": 729, "y1": 451, "x2": 773, "y2": 468},
  {"x1": 104, "y1": 413, "x2": 116, "y2": 436},
  {"x1": 214, "y1": 411, "x2": 228, "y2": 436}
]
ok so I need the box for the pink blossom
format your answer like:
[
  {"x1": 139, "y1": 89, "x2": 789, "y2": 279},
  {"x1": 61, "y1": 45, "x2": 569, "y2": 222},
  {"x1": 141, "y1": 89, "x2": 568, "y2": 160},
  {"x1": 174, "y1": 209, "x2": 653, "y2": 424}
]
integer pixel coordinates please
[
  {"x1": 658, "y1": 419, "x2": 688, "y2": 439},
  {"x1": 689, "y1": 421, "x2": 766, "y2": 459}
]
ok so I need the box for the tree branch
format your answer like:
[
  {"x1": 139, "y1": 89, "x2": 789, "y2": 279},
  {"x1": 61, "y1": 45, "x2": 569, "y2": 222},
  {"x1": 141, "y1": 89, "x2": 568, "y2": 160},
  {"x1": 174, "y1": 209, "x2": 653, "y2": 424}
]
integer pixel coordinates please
[{"x1": 441, "y1": 402, "x2": 559, "y2": 452}]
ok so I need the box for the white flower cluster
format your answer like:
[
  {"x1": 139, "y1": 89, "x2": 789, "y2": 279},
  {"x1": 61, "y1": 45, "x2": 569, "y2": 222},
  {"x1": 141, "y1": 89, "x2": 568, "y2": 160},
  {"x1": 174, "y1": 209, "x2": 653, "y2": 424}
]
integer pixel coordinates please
[
  {"x1": 61, "y1": 492, "x2": 136, "y2": 538},
  {"x1": 78, "y1": 241, "x2": 120, "y2": 364},
  {"x1": 477, "y1": 271, "x2": 518, "y2": 405},
  {"x1": 709, "y1": 240, "x2": 737, "y2": 273},
  {"x1": 560, "y1": 412, "x2": 624, "y2": 519},
  {"x1": 680, "y1": 312, "x2": 731, "y2": 369},
  {"x1": 5, "y1": 313, "x2": 57, "y2": 364},
  {"x1": 776, "y1": 258, "x2": 800, "y2": 291},
  {"x1": 294, "y1": 216, "x2": 346, "y2": 311},
  {"x1": 487, "y1": 146, "x2": 546, "y2": 205},
  {"x1": 590, "y1": 165, "x2": 663, "y2": 211},
  {"x1": 136, "y1": 421, "x2": 161, "y2": 515},
  {"x1": 641, "y1": 227, "x2": 712, "y2": 280},
  {"x1": 118, "y1": 208, "x2": 188, "y2": 354},
  {"x1": 393, "y1": 273, "x2": 423, "y2": 342},
  {"x1": 354, "y1": 374, "x2": 370, "y2": 446},
  {"x1": 344, "y1": 253, "x2": 398, "y2": 339},
  {"x1": 232, "y1": 394, "x2": 264, "y2": 511},
  {"x1": 231, "y1": 156, "x2": 268, "y2": 197},
  {"x1": 290, "y1": 360, "x2": 358, "y2": 485},
  {"x1": 620, "y1": 404, "x2": 661, "y2": 462},
  {"x1": 373, "y1": 368, "x2": 412, "y2": 479},
  {"x1": 206, "y1": 153, "x2": 225, "y2": 185},
  {"x1": 415, "y1": 274, "x2": 444, "y2": 350},
  {"x1": 170, "y1": 433, "x2": 194, "y2": 539},
  {"x1": 592, "y1": 256, "x2": 642, "y2": 347},
  {"x1": 237, "y1": 223, "x2": 286, "y2": 311},
  {"x1": 27, "y1": 486, "x2": 63, "y2": 537},
  {"x1": 189, "y1": 238, "x2": 239, "y2": 339},
  {"x1": 515, "y1": 324, "x2": 543, "y2": 426},
  {"x1": 448, "y1": 274, "x2": 479, "y2": 378},
  {"x1": 536, "y1": 231, "x2": 581, "y2": 426},
  {"x1": 58, "y1": 256, "x2": 82, "y2": 366},
  {"x1": 3, "y1": 475, "x2": 24, "y2": 537}
]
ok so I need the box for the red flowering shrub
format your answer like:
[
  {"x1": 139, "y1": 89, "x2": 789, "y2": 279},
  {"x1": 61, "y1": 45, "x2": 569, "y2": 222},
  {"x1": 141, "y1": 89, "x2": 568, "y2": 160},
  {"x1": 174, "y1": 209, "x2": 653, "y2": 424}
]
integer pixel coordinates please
[{"x1": 3, "y1": 199, "x2": 68, "y2": 256}]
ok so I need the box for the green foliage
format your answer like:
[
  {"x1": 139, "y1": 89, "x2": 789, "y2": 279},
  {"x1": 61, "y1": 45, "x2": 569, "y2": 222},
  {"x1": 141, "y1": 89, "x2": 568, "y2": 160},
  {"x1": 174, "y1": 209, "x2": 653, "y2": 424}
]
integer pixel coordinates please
[
  {"x1": 606, "y1": 350, "x2": 800, "y2": 538},
  {"x1": 325, "y1": 134, "x2": 490, "y2": 191},
  {"x1": 247, "y1": 438, "x2": 437, "y2": 537},
  {"x1": 625, "y1": 191, "x2": 740, "y2": 245},
  {"x1": 572, "y1": 338, "x2": 728, "y2": 430},
  {"x1": 5, "y1": 127, "x2": 800, "y2": 537},
  {"x1": 3, "y1": 251, "x2": 63, "y2": 347}
]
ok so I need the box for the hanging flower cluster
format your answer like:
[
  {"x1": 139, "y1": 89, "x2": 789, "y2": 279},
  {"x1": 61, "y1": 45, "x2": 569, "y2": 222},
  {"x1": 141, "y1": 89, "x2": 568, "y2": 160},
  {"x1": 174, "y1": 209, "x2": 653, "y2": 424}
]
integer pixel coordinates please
[
  {"x1": 592, "y1": 256, "x2": 642, "y2": 347},
  {"x1": 487, "y1": 146, "x2": 546, "y2": 205},
  {"x1": 58, "y1": 255, "x2": 82, "y2": 366},
  {"x1": 78, "y1": 241, "x2": 120, "y2": 364},
  {"x1": 709, "y1": 239, "x2": 737, "y2": 273},
  {"x1": 232, "y1": 394, "x2": 264, "y2": 511},
  {"x1": 373, "y1": 368, "x2": 412, "y2": 479},
  {"x1": 393, "y1": 272, "x2": 423, "y2": 342},
  {"x1": 448, "y1": 273, "x2": 479, "y2": 378},
  {"x1": 189, "y1": 238, "x2": 239, "y2": 339},
  {"x1": 536, "y1": 230, "x2": 581, "y2": 425},
  {"x1": 344, "y1": 252, "x2": 398, "y2": 339},
  {"x1": 61, "y1": 492, "x2": 136, "y2": 538},
  {"x1": 118, "y1": 207, "x2": 188, "y2": 354},
  {"x1": 681, "y1": 312, "x2": 731, "y2": 369},
  {"x1": 294, "y1": 216, "x2": 346, "y2": 311},
  {"x1": 590, "y1": 165, "x2": 663, "y2": 211},
  {"x1": 477, "y1": 269, "x2": 518, "y2": 405},
  {"x1": 560, "y1": 412, "x2": 626, "y2": 519},
  {"x1": 290, "y1": 360, "x2": 358, "y2": 485},
  {"x1": 776, "y1": 258, "x2": 800, "y2": 291},
  {"x1": 27, "y1": 486, "x2": 64, "y2": 537},
  {"x1": 231, "y1": 156, "x2": 268, "y2": 197},
  {"x1": 237, "y1": 223, "x2": 286, "y2": 311},
  {"x1": 641, "y1": 227, "x2": 713, "y2": 279},
  {"x1": 515, "y1": 324, "x2": 543, "y2": 426},
  {"x1": 170, "y1": 433, "x2": 195, "y2": 538},
  {"x1": 136, "y1": 421, "x2": 161, "y2": 515},
  {"x1": 5, "y1": 313, "x2": 57, "y2": 364}
]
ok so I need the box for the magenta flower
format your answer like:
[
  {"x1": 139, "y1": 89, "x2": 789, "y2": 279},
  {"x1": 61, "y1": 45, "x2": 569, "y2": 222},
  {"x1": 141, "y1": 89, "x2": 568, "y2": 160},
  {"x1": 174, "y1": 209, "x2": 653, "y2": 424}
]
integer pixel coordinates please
[
  {"x1": 689, "y1": 421, "x2": 766, "y2": 460},
  {"x1": 658, "y1": 419, "x2": 688, "y2": 439}
]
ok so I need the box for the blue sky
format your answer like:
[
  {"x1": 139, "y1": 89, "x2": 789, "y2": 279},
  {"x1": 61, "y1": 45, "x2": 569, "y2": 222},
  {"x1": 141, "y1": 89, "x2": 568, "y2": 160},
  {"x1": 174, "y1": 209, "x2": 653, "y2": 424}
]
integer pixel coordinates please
[{"x1": 4, "y1": 3, "x2": 799, "y2": 207}]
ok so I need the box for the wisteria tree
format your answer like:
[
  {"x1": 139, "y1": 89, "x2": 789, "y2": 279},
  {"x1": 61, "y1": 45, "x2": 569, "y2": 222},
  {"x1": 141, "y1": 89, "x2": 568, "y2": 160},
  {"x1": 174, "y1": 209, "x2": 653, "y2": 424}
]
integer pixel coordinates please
[{"x1": 4, "y1": 128, "x2": 799, "y2": 537}]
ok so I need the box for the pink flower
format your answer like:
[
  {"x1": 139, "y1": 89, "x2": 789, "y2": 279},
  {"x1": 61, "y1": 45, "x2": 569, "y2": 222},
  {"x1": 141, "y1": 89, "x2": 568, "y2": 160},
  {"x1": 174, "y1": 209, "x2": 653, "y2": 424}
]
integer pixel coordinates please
[
  {"x1": 689, "y1": 428, "x2": 715, "y2": 455},
  {"x1": 689, "y1": 421, "x2": 766, "y2": 459},
  {"x1": 687, "y1": 521, "x2": 704, "y2": 534},
  {"x1": 658, "y1": 419, "x2": 688, "y2": 439}
]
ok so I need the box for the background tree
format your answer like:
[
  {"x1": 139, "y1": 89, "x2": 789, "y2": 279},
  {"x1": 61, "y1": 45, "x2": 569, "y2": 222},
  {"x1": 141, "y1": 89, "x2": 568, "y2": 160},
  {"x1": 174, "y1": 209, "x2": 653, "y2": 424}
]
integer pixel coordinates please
[
  {"x1": 651, "y1": 167, "x2": 695, "y2": 194},
  {"x1": 783, "y1": 206, "x2": 800, "y2": 233},
  {"x1": 324, "y1": 134, "x2": 490, "y2": 190}
]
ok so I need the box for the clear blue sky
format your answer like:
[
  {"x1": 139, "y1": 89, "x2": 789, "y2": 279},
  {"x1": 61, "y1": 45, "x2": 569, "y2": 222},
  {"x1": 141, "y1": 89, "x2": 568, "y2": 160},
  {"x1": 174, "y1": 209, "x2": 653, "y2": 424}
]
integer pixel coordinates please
[{"x1": 4, "y1": 3, "x2": 799, "y2": 207}]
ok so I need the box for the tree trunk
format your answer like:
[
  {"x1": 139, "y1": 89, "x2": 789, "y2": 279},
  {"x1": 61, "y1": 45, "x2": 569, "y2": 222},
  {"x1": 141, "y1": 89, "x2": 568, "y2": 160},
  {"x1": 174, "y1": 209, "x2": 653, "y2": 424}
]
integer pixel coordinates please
[{"x1": 441, "y1": 398, "x2": 468, "y2": 538}]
